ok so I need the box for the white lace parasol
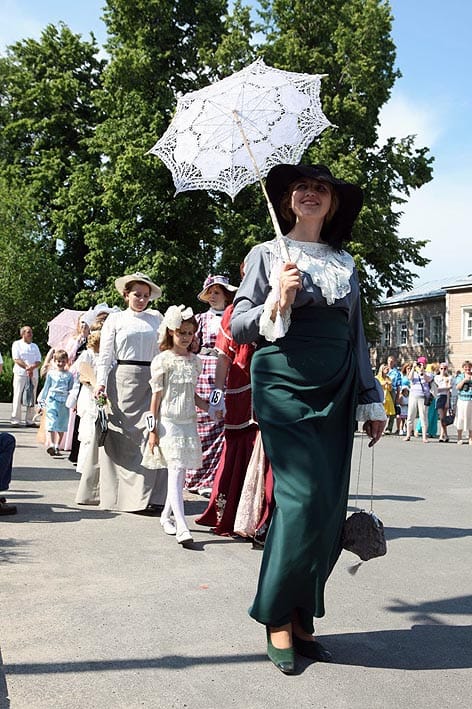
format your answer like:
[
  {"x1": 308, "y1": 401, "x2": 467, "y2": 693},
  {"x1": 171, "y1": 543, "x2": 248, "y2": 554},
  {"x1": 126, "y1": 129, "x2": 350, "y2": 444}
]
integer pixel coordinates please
[
  {"x1": 148, "y1": 59, "x2": 333, "y2": 258},
  {"x1": 148, "y1": 58, "x2": 332, "y2": 200}
]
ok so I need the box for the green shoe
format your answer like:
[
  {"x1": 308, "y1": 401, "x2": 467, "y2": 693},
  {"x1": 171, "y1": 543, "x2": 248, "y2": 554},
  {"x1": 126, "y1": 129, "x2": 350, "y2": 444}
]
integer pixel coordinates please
[{"x1": 266, "y1": 627, "x2": 295, "y2": 675}]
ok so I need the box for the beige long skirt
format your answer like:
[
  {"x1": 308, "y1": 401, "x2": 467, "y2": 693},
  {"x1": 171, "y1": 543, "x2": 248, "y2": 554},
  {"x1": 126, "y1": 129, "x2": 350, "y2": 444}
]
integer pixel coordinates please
[{"x1": 77, "y1": 363, "x2": 166, "y2": 511}]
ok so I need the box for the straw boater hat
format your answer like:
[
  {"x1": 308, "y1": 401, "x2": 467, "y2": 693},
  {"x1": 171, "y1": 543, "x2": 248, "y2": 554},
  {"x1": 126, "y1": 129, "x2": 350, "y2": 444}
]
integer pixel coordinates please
[
  {"x1": 197, "y1": 275, "x2": 238, "y2": 303},
  {"x1": 114, "y1": 272, "x2": 162, "y2": 301},
  {"x1": 265, "y1": 164, "x2": 364, "y2": 246}
]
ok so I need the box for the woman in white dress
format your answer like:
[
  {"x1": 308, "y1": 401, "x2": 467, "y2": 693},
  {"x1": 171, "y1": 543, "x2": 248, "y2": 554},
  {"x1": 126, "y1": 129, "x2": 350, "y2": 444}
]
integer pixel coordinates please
[{"x1": 90, "y1": 272, "x2": 167, "y2": 512}]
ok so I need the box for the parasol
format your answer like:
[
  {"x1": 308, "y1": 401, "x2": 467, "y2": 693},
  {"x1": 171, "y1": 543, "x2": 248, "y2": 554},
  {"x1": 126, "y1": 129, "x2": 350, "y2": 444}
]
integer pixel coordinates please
[
  {"x1": 47, "y1": 309, "x2": 84, "y2": 351},
  {"x1": 148, "y1": 58, "x2": 332, "y2": 257}
]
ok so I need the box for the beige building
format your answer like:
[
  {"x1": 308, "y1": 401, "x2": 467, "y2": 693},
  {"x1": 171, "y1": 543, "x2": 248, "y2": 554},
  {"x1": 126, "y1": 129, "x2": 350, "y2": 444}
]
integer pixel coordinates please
[{"x1": 372, "y1": 275, "x2": 472, "y2": 372}]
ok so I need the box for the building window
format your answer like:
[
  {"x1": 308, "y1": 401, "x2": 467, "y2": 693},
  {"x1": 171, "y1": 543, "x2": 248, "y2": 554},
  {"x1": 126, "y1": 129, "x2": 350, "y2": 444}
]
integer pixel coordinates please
[
  {"x1": 463, "y1": 308, "x2": 472, "y2": 340},
  {"x1": 398, "y1": 320, "x2": 408, "y2": 346},
  {"x1": 383, "y1": 322, "x2": 391, "y2": 347},
  {"x1": 431, "y1": 316, "x2": 443, "y2": 345},
  {"x1": 414, "y1": 320, "x2": 424, "y2": 345}
]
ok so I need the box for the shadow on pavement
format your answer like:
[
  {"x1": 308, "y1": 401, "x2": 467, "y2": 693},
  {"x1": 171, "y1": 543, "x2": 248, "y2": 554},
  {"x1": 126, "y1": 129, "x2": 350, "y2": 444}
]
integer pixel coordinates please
[
  {"x1": 3, "y1": 622, "x2": 472, "y2": 674},
  {"x1": 0, "y1": 537, "x2": 32, "y2": 564},
  {"x1": 4, "y1": 652, "x2": 267, "y2": 675},
  {"x1": 0, "y1": 503, "x2": 117, "y2": 524},
  {"x1": 11, "y1": 466, "x2": 79, "y2": 483},
  {"x1": 385, "y1": 594, "x2": 472, "y2": 617},
  {"x1": 385, "y1": 525, "x2": 472, "y2": 541},
  {"x1": 323, "y1": 623, "x2": 472, "y2": 669},
  {"x1": 348, "y1": 494, "x2": 425, "y2": 502}
]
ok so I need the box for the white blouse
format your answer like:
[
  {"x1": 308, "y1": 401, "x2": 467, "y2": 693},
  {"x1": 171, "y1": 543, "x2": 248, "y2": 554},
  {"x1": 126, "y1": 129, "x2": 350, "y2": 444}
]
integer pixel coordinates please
[
  {"x1": 150, "y1": 350, "x2": 202, "y2": 423},
  {"x1": 260, "y1": 238, "x2": 355, "y2": 341},
  {"x1": 96, "y1": 308, "x2": 163, "y2": 388}
]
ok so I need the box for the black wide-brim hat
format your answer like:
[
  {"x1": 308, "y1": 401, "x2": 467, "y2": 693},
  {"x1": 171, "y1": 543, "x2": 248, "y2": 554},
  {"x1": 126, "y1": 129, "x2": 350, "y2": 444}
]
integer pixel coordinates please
[{"x1": 266, "y1": 164, "x2": 364, "y2": 243}]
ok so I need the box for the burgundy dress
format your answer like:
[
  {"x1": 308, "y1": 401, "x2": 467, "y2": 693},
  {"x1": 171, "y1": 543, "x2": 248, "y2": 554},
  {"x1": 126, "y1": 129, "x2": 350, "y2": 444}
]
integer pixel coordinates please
[{"x1": 196, "y1": 306, "x2": 273, "y2": 536}]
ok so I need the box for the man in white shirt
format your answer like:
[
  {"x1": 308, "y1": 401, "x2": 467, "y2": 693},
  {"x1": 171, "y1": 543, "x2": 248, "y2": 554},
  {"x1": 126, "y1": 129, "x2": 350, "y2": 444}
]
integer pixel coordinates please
[{"x1": 11, "y1": 326, "x2": 41, "y2": 426}]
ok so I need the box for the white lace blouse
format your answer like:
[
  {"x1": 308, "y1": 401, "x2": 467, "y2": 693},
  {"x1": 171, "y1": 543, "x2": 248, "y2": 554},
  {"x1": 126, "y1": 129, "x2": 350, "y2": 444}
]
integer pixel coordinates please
[
  {"x1": 231, "y1": 237, "x2": 385, "y2": 422},
  {"x1": 150, "y1": 350, "x2": 202, "y2": 423}
]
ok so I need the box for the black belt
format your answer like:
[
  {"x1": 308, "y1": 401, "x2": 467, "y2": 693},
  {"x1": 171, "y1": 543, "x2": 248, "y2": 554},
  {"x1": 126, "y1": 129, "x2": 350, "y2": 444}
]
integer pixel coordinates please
[{"x1": 116, "y1": 360, "x2": 151, "y2": 366}]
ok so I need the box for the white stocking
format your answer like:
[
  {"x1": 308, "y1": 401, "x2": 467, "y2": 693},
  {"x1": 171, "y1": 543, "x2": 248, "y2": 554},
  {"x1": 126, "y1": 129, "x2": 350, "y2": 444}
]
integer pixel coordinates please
[{"x1": 164, "y1": 463, "x2": 188, "y2": 533}]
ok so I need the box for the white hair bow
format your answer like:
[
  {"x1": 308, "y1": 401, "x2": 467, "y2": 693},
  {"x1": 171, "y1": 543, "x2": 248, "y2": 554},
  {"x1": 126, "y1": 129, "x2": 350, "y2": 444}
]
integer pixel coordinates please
[{"x1": 159, "y1": 304, "x2": 194, "y2": 341}]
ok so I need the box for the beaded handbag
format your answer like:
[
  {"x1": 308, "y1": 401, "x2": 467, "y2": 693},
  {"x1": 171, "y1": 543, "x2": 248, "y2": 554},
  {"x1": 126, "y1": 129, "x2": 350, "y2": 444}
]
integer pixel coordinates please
[{"x1": 342, "y1": 439, "x2": 387, "y2": 564}]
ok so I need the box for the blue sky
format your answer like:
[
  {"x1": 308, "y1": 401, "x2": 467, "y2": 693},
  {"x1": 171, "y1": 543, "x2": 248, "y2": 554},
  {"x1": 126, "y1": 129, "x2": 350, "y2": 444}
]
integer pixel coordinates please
[{"x1": 1, "y1": 0, "x2": 470, "y2": 285}]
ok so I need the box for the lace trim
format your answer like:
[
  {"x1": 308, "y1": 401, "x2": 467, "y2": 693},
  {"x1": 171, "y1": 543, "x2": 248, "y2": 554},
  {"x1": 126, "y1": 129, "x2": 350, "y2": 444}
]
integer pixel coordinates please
[
  {"x1": 356, "y1": 402, "x2": 387, "y2": 422},
  {"x1": 259, "y1": 239, "x2": 354, "y2": 341},
  {"x1": 267, "y1": 237, "x2": 354, "y2": 305},
  {"x1": 259, "y1": 260, "x2": 292, "y2": 341},
  {"x1": 216, "y1": 493, "x2": 226, "y2": 524},
  {"x1": 151, "y1": 351, "x2": 199, "y2": 387},
  {"x1": 160, "y1": 436, "x2": 201, "y2": 449}
]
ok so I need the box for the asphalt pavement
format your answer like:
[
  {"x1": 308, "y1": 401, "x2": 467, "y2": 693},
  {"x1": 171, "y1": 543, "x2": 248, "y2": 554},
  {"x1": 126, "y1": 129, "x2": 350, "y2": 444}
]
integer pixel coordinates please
[{"x1": 1, "y1": 402, "x2": 471, "y2": 709}]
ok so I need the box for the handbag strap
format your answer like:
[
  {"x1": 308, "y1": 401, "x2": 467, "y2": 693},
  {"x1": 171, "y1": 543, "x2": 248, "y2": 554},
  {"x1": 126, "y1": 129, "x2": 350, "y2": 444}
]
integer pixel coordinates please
[
  {"x1": 352, "y1": 433, "x2": 375, "y2": 513},
  {"x1": 418, "y1": 375, "x2": 428, "y2": 397}
]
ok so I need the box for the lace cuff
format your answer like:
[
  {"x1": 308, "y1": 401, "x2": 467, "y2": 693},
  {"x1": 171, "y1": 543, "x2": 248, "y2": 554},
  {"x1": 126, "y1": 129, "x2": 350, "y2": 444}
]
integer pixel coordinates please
[
  {"x1": 258, "y1": 261, "x2": 291, "y2": 342},
  {"x1": 356, "y1": 402, "x2": 387, "y2": 422},
  {"x1": 259, "y1": 301, "x2": 291, "y2": 342}
]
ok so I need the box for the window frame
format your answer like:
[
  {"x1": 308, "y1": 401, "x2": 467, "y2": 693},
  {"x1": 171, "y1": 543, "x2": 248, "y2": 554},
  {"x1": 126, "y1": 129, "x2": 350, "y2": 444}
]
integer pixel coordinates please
[
  {"x1": 463, "y1": 307, "x2": 472, "y2": 340},
  {"x1": 398, "y1": 320, "x2": 408, "y2": 346},
  {"x1": 430, "y1": 315, "x2": 443, "y2": 345},
  {"x1": 414, "y1": 319, "x2": 425, "y2": 345}
]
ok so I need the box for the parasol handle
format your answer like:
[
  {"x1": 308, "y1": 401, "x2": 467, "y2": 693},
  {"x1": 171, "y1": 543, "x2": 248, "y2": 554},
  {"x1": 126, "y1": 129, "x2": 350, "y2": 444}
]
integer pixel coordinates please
[{"x1": 232, "y1": 110, "x2": 290, "y2": 262}]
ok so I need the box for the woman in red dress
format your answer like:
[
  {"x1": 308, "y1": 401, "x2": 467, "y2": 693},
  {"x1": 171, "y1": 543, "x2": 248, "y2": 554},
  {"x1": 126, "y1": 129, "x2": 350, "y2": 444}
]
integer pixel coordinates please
[{"x1": 196, "y1": 304, "x2": 273, "y2": 538}]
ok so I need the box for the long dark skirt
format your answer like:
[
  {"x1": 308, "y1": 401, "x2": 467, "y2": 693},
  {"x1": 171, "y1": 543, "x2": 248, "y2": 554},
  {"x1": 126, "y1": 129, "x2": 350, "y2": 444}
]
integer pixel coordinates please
[{"x1": 249, "y1": 308, "x2": 357, "y2": 633}]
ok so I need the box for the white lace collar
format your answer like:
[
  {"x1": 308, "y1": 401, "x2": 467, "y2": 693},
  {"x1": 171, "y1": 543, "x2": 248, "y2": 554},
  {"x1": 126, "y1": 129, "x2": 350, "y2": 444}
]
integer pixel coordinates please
[{"x1": 266, "y1": 237, "x2": 355, "y2": 305}]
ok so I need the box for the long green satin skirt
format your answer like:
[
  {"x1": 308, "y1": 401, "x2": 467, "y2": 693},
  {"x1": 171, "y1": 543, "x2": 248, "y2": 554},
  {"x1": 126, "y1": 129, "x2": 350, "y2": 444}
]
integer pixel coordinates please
[{"x1": 249, "y1": 307, "x2": 357, "y2": 633}]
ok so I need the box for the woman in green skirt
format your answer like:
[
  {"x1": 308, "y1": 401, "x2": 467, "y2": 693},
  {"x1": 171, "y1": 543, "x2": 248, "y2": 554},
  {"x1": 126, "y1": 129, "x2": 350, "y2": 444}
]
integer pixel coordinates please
[{"x1": 231, "y1": 164, "x2": 386, "y2": 674}]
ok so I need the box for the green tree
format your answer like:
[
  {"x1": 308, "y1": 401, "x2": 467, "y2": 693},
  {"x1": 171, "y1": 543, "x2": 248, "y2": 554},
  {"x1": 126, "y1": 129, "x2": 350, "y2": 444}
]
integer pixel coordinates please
[
  {"x1": 0, "y1": 23, "x2": 105, "y2": 305},
  {"x1": 255, "y1": 0, "x2": 433, "y2": 337},
  {"x1": 0, "y1": 176, "x2": 63, "y2": 354},
  {"x1": 199, "y1": 0, "x2": 269, "y2": 286},
  {"x1": 76, "y1": 0, "x2": 230, "y2": 311}
]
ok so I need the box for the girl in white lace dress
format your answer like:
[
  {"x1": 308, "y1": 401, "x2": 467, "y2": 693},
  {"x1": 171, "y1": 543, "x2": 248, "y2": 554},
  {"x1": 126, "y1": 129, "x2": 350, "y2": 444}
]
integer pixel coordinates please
[{"x1": 147, "y1": 306, "x2": 209, "y2": 545}]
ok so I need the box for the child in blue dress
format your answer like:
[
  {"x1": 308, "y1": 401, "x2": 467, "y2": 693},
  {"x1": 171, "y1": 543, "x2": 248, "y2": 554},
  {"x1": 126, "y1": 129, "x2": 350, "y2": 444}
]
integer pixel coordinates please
[{"x1": 39, "y1": 349, "x2": 74, "y2": 456}]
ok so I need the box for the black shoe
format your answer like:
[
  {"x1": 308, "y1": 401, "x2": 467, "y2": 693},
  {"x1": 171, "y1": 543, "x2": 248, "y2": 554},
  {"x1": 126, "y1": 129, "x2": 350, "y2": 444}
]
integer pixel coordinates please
[
  {"x1": 132, "y1": 504, "x2": 163, "y2": 516},
  {"x1": 0, "y1": 501, "x2": 17, "y2": 515},
  {"x1": 266, "y1": 627, "x2": 295, "y2": 674},
  {"x1": 293, "y1": 635, "x2": 333, "y2": 662}
]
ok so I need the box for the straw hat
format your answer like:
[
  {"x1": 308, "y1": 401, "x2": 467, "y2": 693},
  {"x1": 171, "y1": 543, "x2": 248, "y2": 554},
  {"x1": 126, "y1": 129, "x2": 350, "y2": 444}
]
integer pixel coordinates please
[{"x1": 114, "y1": 272, "x2": 161, "y2": 301}]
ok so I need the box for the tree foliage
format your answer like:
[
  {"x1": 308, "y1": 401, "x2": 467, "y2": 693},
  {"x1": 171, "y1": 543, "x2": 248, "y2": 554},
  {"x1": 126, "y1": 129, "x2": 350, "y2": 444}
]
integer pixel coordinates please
[
  {"x1": 0, "y1": 0, "x2": 434, "y2": 336},
  {"x1": 0, "y1": 176, "x2": 63, "y2": 353},
  {"x1": 256, "y1": 0, "x2": 433, "y2": 337},
  {"x1": 73, "y1": 0, "x2": 229, "y2": 311},
  {"x1": 0, "y1": 24, "x2": 105, "y2": 307}
]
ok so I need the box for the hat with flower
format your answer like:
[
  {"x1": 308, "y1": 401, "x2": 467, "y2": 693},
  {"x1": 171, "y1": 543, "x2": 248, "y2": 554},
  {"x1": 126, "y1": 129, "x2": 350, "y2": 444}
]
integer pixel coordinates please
[{"x1": 197, "y1": 275, "x2": 238, "y2": 302}]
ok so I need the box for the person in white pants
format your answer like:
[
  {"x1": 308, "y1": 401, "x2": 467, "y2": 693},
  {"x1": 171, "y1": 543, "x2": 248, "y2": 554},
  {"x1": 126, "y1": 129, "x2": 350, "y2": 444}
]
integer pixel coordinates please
[{"x1": 11, "y1": 326, "x2": 41, "y2": 426}]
